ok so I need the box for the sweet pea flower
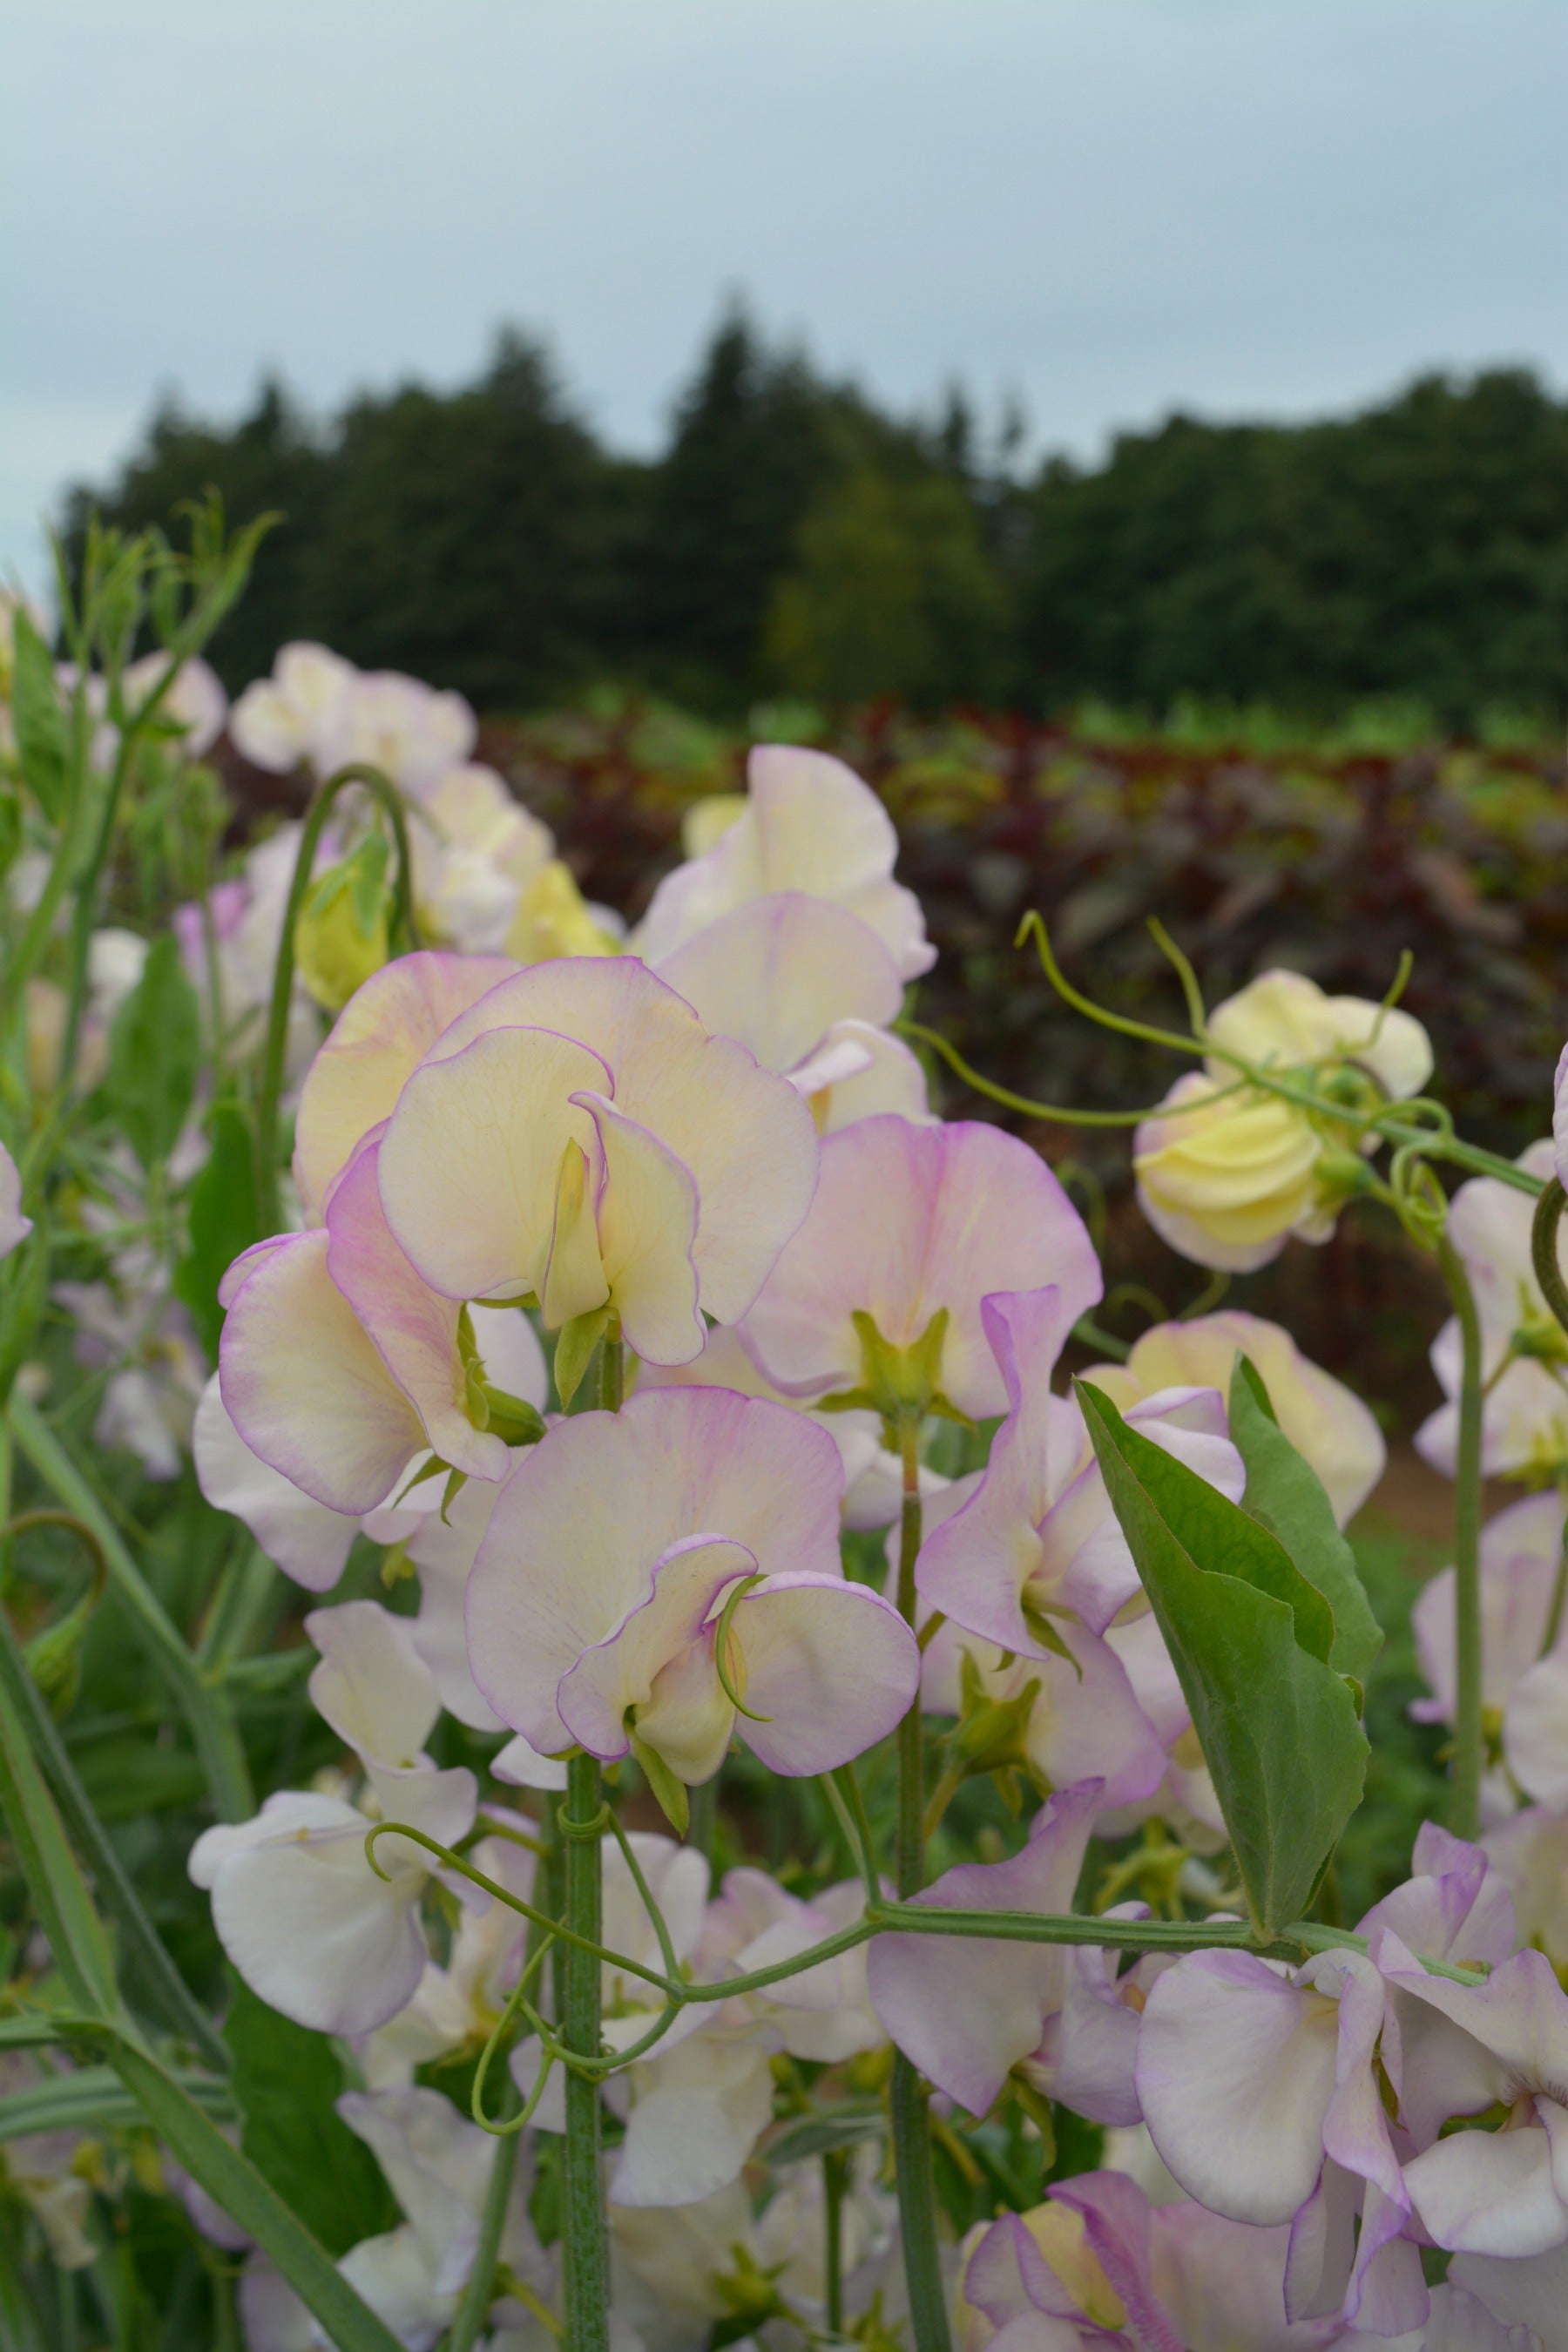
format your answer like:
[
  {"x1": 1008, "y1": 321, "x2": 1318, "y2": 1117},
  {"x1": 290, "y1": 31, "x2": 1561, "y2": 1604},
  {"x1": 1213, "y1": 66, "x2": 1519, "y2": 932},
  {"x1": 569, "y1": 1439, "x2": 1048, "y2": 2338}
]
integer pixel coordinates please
[
  {"x1": 407, "y1": 765, "x2": 556, "y2": 955},
  {"x1": 217, "y1": 1207, "x2": 547, "y2": 1514},
  {"x1": 1417, "y1": 1143, "x2": 1568, "y2": 1482},
  {"x1": 55, "y1": 1275, "x2": 206, "y2": 1481},
  {"x1": 601, "y1": 1869, "x2": 882, "y2": 2210},
  {"x1": 121, "y1": 651, "x2": 228, "y2": 756},
  {"x1": 0, "y1": 1142, "x2": 31, "y2": 1259},
  {"x1": 653, "y1": 890, "x2": 931, "y2": 1130},
  {"x1": 374, "y1": 955, "x2": 821, "y2": 1366},
  {"x1": 866, "y1": 1782, "x2": 1102, "y2": 2115},
  {"x1": 334, "y1": 2087, "x2": 553, "y2": 2352},
  {"x1": 231, "y1": 643, "x2": 357, "y2": 775},
  {"x1": 1392, "y1": 1942, "x2": 1568, "y2": 2259},
  {"x1": 1484, "y1": 1805, "x2": 1568, "y2": 1970},
  {"x1": 358, "y1": 1825, "x2": 536, "y2": 2090},
  {"x1": 467, "y1": 1388, "x2": 918, "y2": 1791},
  {"x1": 919, "y1": 1598, "x2": 1167, "y2": 1815},
  {"x1": 916, "y1": 1286, "x2": 1243, "y2": 1649},
  {"x1": 1085, "y1": 1308, "x2": 1384, "y2": 1528},
  {"x1": 1134, "y1": 970, "x2": 1433, "y2": 1273},
  {"x1": 639, "y1": 1320, "x2": 951, "y2": 1532},
  {"x1": 741, "y1": 1119, "x2": 1103, "y2": 1421},
  {"x1": 959, "y1": 2172, "x2": 1342, "y2": 2352},
  {"x1": 635, "y1": 744, "x2": 935, "y2": 980},
  {"x1": 1448, "y1": 2239, "x2": 1568, "y2": 2346},
  {"x1": 316, "y1": 668, "x2": 477, "y2": 801},
  {"x1": 189, "y1": 1603, "x2": 478, "y2": 2035},
  {"x1": 1411, "y1": 1490, "x2": 1565, "y2": 1736}
]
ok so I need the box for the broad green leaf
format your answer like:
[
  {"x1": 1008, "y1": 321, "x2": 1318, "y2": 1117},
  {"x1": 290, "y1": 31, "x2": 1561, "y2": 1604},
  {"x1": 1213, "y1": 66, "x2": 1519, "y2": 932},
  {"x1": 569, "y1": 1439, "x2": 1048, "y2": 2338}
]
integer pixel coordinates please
[
  {"x1": 1078, "y1": 1380, "x2": 1368, "y2": 1938},
  {"x1": 174, "y1": 1098, "x2": 260, "y2": 1357},
  {"x1": 105, "y1": 933, "x2": 201, "y2": 1170},
  {"x1": 1228, "y1": 1356, "x2": 1382, "y2": 1689},
  {"x1": 555, "y1": 1304, "x2": 611, "y2": 1409},
  {"x1": 224, "y1": 1977, "x2": 396, "y2": 2258},
  {"x1": 109, "y1": 2038, "x2": 404, "y2": 2352},
  {"x1": 10, "y1": 612, "x2": 67, "y2": 821}
]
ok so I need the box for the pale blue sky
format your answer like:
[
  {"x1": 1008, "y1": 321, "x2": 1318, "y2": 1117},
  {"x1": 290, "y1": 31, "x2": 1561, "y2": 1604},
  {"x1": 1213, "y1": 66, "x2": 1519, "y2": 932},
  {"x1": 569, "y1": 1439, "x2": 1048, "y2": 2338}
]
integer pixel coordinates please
[{"x1": 3, "y1": 0, "x2": 1565, "y2": 587}]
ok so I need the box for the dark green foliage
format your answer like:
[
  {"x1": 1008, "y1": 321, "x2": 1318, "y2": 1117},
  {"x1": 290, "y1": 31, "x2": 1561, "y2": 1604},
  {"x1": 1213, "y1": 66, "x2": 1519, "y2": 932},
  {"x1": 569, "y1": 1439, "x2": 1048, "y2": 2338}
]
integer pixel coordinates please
[
  {"x1": 224, "y1": 1978, "x2": 397, "y2": 2258},
  {"x1": 71, "y1": 315, "x2": 1568, "y2": 720},
  {"x1": 105, "y1": 935, "x2": 201, "y2": 1171},
  {"x1": 1019, "y1": 370, "x2": 1568, "y2": 723},
  {"x1": 174, "y1": 1098, "x2": 260, "y2": 1359}
]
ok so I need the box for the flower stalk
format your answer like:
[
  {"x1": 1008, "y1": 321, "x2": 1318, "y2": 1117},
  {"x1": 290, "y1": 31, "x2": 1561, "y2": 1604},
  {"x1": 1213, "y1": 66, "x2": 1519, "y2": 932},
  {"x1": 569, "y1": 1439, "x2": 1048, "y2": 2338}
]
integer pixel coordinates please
[{"x1": 1436, "y1": 1230, "x2": 1485, "y2": 1842}]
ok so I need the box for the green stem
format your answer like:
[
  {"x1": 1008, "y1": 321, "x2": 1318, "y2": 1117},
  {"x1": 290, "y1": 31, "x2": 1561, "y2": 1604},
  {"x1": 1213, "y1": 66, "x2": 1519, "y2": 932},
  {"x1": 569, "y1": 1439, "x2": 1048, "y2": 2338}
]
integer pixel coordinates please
[
  {"x1": 7, "y1": 1396, "x2": 253, "y2": 1823},
  {"x1": 596, "y1": 1325, "x2": 624, "y2": 1414},
  {"x1": 561, "y1": 1754, "x2": 608, "y2": 2352},
  {"x1": 891, "y1": 1414, "x2": 951, "y2": 2352},
  {"x1": 444, "y1": 2106, "x2": 522, "y2": 2352},
  {"x1": 823, "y1": 2146, "x2": 848, "y2": 2336},
  {"x1": 253, "y1": 764, "x2": 421, "y2": 1236},
  {"x1": 1436, "y1": 1232, "x2": 1484, "y2": 1842}
]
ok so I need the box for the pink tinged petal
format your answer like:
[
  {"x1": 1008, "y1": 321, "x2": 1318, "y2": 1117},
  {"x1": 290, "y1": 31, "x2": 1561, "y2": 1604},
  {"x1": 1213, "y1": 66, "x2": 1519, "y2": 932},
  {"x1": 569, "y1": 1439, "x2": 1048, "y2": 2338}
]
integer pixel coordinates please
[
  {"x1": 631, "y1": 1631, "x2": 738, "y2": 1786},
  {"x1": 1135, "y1": 1952, "x2": 1341, "y2": 2225},
  {"x1": 217, "y1": 1231, "x2": 300, "y2": 1311},
  {"x1": 305, "y1": 1601, "x2": 443, "y2": 1770},
  {"x1": 556, "y1": 1536, "x2": 754, "y2": 1765},
  {"x1": 326, "y1": 1142, "x2": 508, "y2": 1482},
  {"x1": 654, "y1": 892, "x2": 902, "y2": 1073},
  {"x1": 1146, "y1": 2200, "x2": 1335, "y2": 2352},
  {"x1": 218, "y1": 1228, "x2": 425, "y2": 1513},
  {"x1": 1506, "y1": 1653, "x2": 1568, "y2": 1806},
  {"x1": 377, "y1": 1024, "x2": 611, "y2": 1302},
  {"x1": 423, "y1": 956, "x2": 820, "y2": 1326},
  {"x1": 193, "y1": 1374, "x2": 359, "y2": 1592},
  {"x1": 0, "y1": 1142, "x2": 32, "y2": 1259},
  {"x1": 293, "y1": 950, "x2": 519, "y2": 1222},
  {"x1": 1426, "y1": 2281, "x2": 1549, "y2": 2350},
  {"x1": 466, "y1": 1387, "x2": 845, "y2": 1750},
  {"x1": 490, "y1": 1734, "x2": 569, "y2": 1791},
  {"x1": 1358, "y1": 1825, "x2": 1517, "y2": 1970},
  {"x1": 1283, "y1": 2157, "x2": 1359, "y2": 2325},
  {"x1": 1410, "y1": 1490, "x2": 1565, "y2": 1726},
  {"x1": 1049, "y1": 1931, "x2": 1153, "y2": 2128},
  {"x1": 1404, "y1": 2120, "x2": 1568, "y2": 2257},
  {"x1": 1342, "y1": 2189, "x2": 1429, "y2": 2339},
  {"x1": 866, "y1": 1783, "x2": 1102, "y2": 2114},
  {"x1": 402, "y1": 1483, "x2": 504, "y2": 1731},
  {"x1": 573, "y1": 1092, "x2": 703, "y2": 1364},
  {"x1": 916, "y1": 1287, "x2": 1081, "y2": 1652},
  {"x1": 727, "y1": 1571, "x2": 920, "y2": 1774},
  {"x1": 1013, "y1": 1630, "x2": 1166, "y2": 1810},
  {"x1": 1451, "y1": 2238, "x2": 1568, "y2": 2341},
  {"x1": 1377, "y1": 1945, "x2": 1568, "y2": 2134},
  {"x1": 744, "y1": 1122, "x2": 1103, "y2": 1419},
  {"x1": 813, "y1": 1019, "x2": 936, "y2": 1130},
  {"x1": 964, "y1": 2210, "x2": 1084, "y2": 2324},
  {"x1": 1051, "y1": 2173, "x2": 1185, "y2": 2352}
]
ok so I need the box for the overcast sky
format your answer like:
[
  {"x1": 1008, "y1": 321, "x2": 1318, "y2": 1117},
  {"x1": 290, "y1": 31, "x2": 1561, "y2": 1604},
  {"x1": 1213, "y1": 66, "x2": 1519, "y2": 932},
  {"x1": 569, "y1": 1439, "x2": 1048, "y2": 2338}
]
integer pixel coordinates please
[{"x1": 3, "y1": 0, "x2": 1565, "y2": 588}]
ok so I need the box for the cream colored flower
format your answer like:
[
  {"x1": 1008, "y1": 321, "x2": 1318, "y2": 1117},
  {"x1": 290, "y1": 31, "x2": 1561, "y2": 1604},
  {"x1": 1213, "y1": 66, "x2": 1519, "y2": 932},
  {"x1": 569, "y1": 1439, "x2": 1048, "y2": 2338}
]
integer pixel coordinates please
[{"x1": 1133, "y1": 969, "x2": 1433, "y2": 1272}]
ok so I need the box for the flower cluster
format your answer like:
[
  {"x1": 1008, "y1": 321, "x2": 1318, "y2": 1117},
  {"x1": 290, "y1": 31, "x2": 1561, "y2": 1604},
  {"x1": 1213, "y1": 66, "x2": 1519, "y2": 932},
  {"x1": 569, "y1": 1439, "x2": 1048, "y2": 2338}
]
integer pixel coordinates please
[{"x1": 10, "y1": 562, "x2": 1568, "y2": 2352}]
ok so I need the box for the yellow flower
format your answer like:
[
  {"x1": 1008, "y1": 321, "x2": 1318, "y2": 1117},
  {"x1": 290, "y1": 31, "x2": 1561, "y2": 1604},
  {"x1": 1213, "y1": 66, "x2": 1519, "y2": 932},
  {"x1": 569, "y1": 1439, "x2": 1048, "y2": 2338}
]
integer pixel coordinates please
[
  {"x1": 1133, "y1": 1071, "x2": 1323, "y2": 1272},
  {"x1": 504, "y1": 860, "x2": 620, "y2": 964}
]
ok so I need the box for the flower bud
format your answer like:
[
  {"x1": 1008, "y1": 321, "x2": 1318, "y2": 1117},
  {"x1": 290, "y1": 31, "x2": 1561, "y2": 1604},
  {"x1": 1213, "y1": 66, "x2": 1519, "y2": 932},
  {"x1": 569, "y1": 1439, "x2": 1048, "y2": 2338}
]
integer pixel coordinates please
[
  {"x1": 294, "y1": 835, "x2": 391, "y2": 1011},
  {"x1": 1132, "y1": 1072, "x2": 1322, "y2": 1273}
]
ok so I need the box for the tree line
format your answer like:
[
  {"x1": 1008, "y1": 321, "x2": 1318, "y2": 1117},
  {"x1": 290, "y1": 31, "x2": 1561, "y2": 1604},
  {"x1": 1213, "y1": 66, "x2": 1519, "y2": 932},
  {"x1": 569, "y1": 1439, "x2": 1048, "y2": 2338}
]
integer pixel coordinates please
[{"x1": 67, "y1": 312, "x2": 1568, "y2": 725}]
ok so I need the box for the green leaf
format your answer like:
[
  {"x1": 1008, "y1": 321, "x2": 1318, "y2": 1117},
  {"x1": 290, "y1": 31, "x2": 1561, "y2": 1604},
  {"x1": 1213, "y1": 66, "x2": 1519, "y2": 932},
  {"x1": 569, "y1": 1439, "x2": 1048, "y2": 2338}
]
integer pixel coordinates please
[
  {"x1": 224, "y1": 1977, "x2": 397, "y2": 2259},
  {"x1": 631, "y1": 1733, "x2": 690, "y2": 1835},
  {"x1": 765, "y1": 2109, "x2": 884, "y2": 2167},
  {"x1": 105, "y1": 933, "x2": 201, "y2": 1170},
  {"x1": 108, "y1": 2038, "x2": 405, "y2": 2352},
  {"x1": 10, "y1": 612, "x2": 67, "y2": 821},
  {"x1": 1228, "y1": 1356, "x2": 1382, "y2": 1689},
  {"x1": 0, "y1": 1625, "x2": 118, "y2": 2018},
  {"x1": 554, "y1": 1305, "x2": 611, "y2": 1409},
  {"x1": 0, "y1": 2063, "x2": 233, "y2": 2143},
  {"x1": 174, "y1": 1098, "x2": 260, "y2": 1357},
  {"x1": 1077, "y1": 1380, "x2": 1369, "y2": 1938}
]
